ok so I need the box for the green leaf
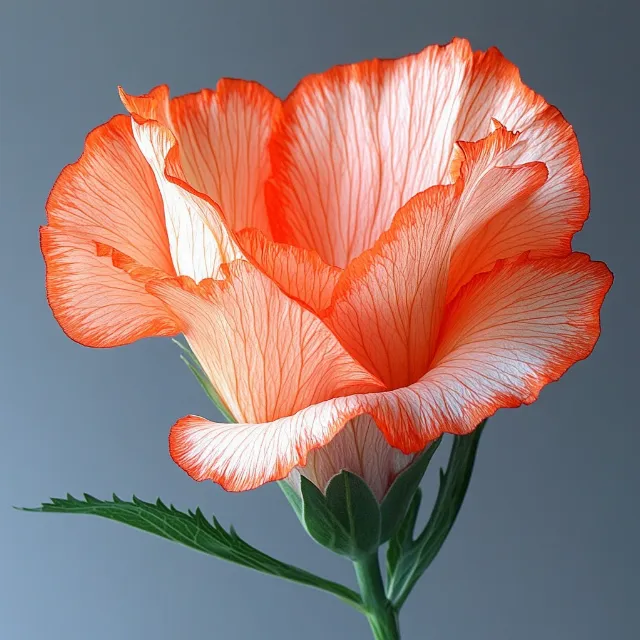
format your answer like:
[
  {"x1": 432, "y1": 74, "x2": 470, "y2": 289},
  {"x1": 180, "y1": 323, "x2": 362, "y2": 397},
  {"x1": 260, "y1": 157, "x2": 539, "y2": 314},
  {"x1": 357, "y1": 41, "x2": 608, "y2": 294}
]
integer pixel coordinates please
[
  {"x1": 173, "y1": 339, "x2": 235, "y2": 422},
  {"x1": 300, "y1": 472, "x2": 381, "y2": 559},
  {"x1": 379, "y1": 438, "x2": 441, "y2": 542},
  {"x1": 19, "y1": 494, "x2": 363, "y2": 612},
  {"x1": 387, "y1": 421, "x2": 486, "y2": 607},
  {"x1": 386, "y1": 487, "x2": 422, "y2": 579}
]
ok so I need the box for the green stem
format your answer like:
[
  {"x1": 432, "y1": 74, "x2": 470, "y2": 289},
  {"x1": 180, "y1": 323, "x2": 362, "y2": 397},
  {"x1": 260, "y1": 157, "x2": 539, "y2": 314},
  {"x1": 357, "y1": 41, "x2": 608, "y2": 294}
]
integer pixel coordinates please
[{"x1": 354, "y1": 553, "x2": 400, "y2": 640}]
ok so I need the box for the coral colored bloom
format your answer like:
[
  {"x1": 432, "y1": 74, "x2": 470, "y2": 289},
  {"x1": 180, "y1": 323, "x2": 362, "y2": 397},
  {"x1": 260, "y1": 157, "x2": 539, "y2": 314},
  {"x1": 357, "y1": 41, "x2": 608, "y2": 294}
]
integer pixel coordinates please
[{"x1": 42, "y1": 39, "x2": 612, "y2": 499}]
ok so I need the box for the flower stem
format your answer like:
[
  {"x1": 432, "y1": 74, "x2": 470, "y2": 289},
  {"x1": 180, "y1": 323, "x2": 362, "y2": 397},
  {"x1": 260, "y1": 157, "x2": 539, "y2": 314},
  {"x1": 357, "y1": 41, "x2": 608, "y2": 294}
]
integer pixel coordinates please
[{"x1": 353, "y1": 553, "x2": 400, "y2": 640}]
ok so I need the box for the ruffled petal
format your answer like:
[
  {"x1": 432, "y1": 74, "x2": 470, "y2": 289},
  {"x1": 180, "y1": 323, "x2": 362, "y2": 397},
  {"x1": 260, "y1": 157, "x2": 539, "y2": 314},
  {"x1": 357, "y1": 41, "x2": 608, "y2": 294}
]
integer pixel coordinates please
[
  {"x1": 45, "y1": 114, "x2": 174, "y2": 270},
  {"x1": 120, "y1": 82, "x2": 280, "y2": 283},
  {"x1": 121, "y1": 87, "x2": 242, "y2": 282},
  {"x1": 445, "y1": 121, "x2": 580, "y2": 300},
  {"x1": 169, "y1": 80, "x2": 280, "y2": 235},
  {"x1": 150, "y1": 260, "x2": 383, "y2": 490},
  {"x1": 118, "y1": 84, "x2": 172, "y2": 125},
  {"x1": 166, "y1": 252, "x2": 611, "y2": 490},
  {"x1": 174, "y1": 413, "x2": 412, "y2": 497},
  {"x1": 322, "y1": 185, "x2": 456, "y2": 388},
  {"x1": 452, "y1": 52, "x2": 589, "y2": 286},
  {"x1": 322, "y1": 133, "x2": 547, "y2": 388},
  {"x1": 42, "y1": 115, "x2": 178, "y2": 346},
  {"x1": 268, "y1": 38, "x2": 585, "y2": 269},
  {"x1": 147, "y1": 260, "x2": 382, "y2": 422},
  {"x1": 168, "y1": 407, "x2": 347, "y2": 492},
  {"x1": 41, "y1": 228, "x2": 179, "y2": 347},
  {"x1": 382, "y1": 252, "x2": 613, "y2": 450},
  {"x1": 145, "y1": 260, "x2": 386, "y2": 490},
  {"x1": 236, "y1": 228, "x2": 341, "y2": 312}
]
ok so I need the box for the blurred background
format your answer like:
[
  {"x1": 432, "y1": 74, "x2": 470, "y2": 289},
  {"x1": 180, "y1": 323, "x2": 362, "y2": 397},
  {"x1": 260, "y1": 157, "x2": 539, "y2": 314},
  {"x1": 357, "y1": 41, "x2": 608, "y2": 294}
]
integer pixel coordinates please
[{"x1": 1, "y1": 0, "x2": 638, "y2": 638}]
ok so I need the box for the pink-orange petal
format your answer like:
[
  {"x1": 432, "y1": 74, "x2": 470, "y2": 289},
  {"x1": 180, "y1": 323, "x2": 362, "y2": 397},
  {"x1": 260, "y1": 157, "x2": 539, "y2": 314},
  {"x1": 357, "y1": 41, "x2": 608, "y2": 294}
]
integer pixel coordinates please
[
  {"x1": 322, "y1": 131, "x2": 548, "y2": 389},
  {"x1": 147, "y1": 260, "x2": 383, "y2": 422},
  {"x1": 172, "y1": 413, "x2": 413, "y2": 497},
  {"x1": 120, "y1": 82, "x2": 280, "y2": 283},
  {"x1": 169, "y1": 80, "x2": 281, "y2": 236},
  {"x1": 45, "y1": 114, "x2": 174, "y2": 274},
  {"x1": 322, "y1": 185, "x2": 457, "y2": 388},
  {"x1": 165, "y1": 254, "x2": 612, "y2": 491},
  {"x1": 236, "y1": 227, "x2": 341, "y2": 313},
  {"x1": 268, "y1": 38, "x2": 585, "y2": 270},
  {"x1": 42, "y1": 114, "x2": 179, "y2": 347},
  {"x1": 145, "y1": 260, "x2": 386, "y2": 490},
  {"x1": 291, "y1": 415, "x2": 414, "y2": 501},
  {"x1": 164, "y1": 254, "x2": 612, "y2": 491},
  {"x1": 167, "y1": 407, "x2": 346, "y2": 492},
  {"x1": 383, "y1": 252, "x2": 613, "y2": 451},
  {"x1": 41, "y1": 227, "x2": 179, "y2": 347},
  {"x1": 118, "y1": 84, "x2": 172, "y2": 126},
  {"x1": 445, "y1": 119, "x2": 585, "y2": 301},
  {"x1": 166, "y1": 253, "x2": 611, "y2": 490},
  {"x1": 121, "y1": 87, "x2": 243, "y2": 282}
]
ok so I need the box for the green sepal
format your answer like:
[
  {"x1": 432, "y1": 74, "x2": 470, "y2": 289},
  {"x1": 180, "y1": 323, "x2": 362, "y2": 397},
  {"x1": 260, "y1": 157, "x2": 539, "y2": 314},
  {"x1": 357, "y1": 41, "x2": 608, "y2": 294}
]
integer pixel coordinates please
[
  {"x1": 277, "y1": 480, "x2": 303, "y2": 521},
  {"x1": 300, "y1": 471, "x2": 381, "y2": 559},
  {"x1": 379, "y1": 437, "x2": 441, "y2": 542},
  {"x1": 387, "y1": 421, "x2": 486, "y2": 607},
  {"x1": 325, "y1": 471, "x2": 381, "y2": 556},
  {"x1": 300, "y1": 476, "x2": 355, "y2": 557},
  {"x1": 18, "y1": 494, "x2": 363, "y2": 612}
]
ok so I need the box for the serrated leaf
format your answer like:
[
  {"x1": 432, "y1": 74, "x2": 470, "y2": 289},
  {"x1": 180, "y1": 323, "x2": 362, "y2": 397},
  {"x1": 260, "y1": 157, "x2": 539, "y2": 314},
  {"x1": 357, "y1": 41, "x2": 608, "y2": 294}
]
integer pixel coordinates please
[
  {"x1": 379, "y1": 438, "x2": 441, "y2": 542},
  {"x1": 387, "y1": 421, "x2": 486, "y2": 607},
  {"x1": 19, "y1": 494, "x2": 363, "y2": 611}
]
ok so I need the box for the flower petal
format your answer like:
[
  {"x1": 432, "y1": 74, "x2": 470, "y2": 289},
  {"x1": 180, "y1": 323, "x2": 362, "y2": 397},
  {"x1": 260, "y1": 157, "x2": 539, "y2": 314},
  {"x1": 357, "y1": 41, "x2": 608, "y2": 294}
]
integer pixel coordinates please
[
  {"x1": 146, "y1": 260, "x2": 385, "y2": 490},
  {"x1": 118, "y1": 84, "x2": 172, "y2": 124},
  {"x1": 120, "y1": 87, "x2": 243, "y2": 282},
  {"x1": 167, "y1": 252, "x2": 611, "y2": 490},
  {"x1": 169, "y1": 80, "x2": 280, "y2": 235},
  {"x1": 42, "y1": 115, "x2": 179, "y2": 346},
  {"x1": 120, "y1": 82, "x2": 280, "y2": 282},
  {"x1": 173, "y1": 413, "x2": 413, "y2": 496},
  {"x1": 380, "y1": 252, "x2": 613, "y2": 450},
  {"x1": 290, "y1": 415, "x2": 414, "y2": 501},
  {"x1": 445, "y1": 120, "x2": 582, "y2": 300},
  {"x1": 268, "y1": 38, "x2": 585, "y2": 268},
  {"x1": 321, "y1": 185, "x2": 456, "y2": 388},
  {"x1": 236, "y1": 228, "x2": 341, "y2": 312},
  {"x1": 45, "y1": 115, "x2": 174, "y2": 271},
  {"x1": 148, "y1": 260, "x2": 383, "y2": 422},
  {"x1": 41, "y1": 227, "x2": 179, "y2": 347},
  {"x1": 322, "y1": 135, "x2": 547, "y2": 388},
  {"x1": 168, "y1": 409, "x2": 341, "y2": 492}
]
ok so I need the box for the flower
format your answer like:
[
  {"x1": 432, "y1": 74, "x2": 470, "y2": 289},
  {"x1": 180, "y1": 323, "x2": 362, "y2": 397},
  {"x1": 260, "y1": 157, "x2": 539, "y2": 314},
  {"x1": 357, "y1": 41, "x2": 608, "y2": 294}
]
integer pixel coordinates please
[{"x1": 41, "y1": 38, "x2": 612, "y2": 500}]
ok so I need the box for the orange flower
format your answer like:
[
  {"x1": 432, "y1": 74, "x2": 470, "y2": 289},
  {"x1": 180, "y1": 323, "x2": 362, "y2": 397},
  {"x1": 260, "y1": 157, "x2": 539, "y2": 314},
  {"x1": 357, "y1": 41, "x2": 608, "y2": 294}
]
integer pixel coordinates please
[{"x1": 41, "y1": 38, "x2": 612, "y2": 499}]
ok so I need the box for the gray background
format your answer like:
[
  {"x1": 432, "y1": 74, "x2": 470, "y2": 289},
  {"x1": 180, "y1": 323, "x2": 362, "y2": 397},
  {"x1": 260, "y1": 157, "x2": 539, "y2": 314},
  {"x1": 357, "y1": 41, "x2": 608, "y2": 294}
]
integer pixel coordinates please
[{"x1": 1, "y1": 0, "x2": 638, "y2": 638}]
